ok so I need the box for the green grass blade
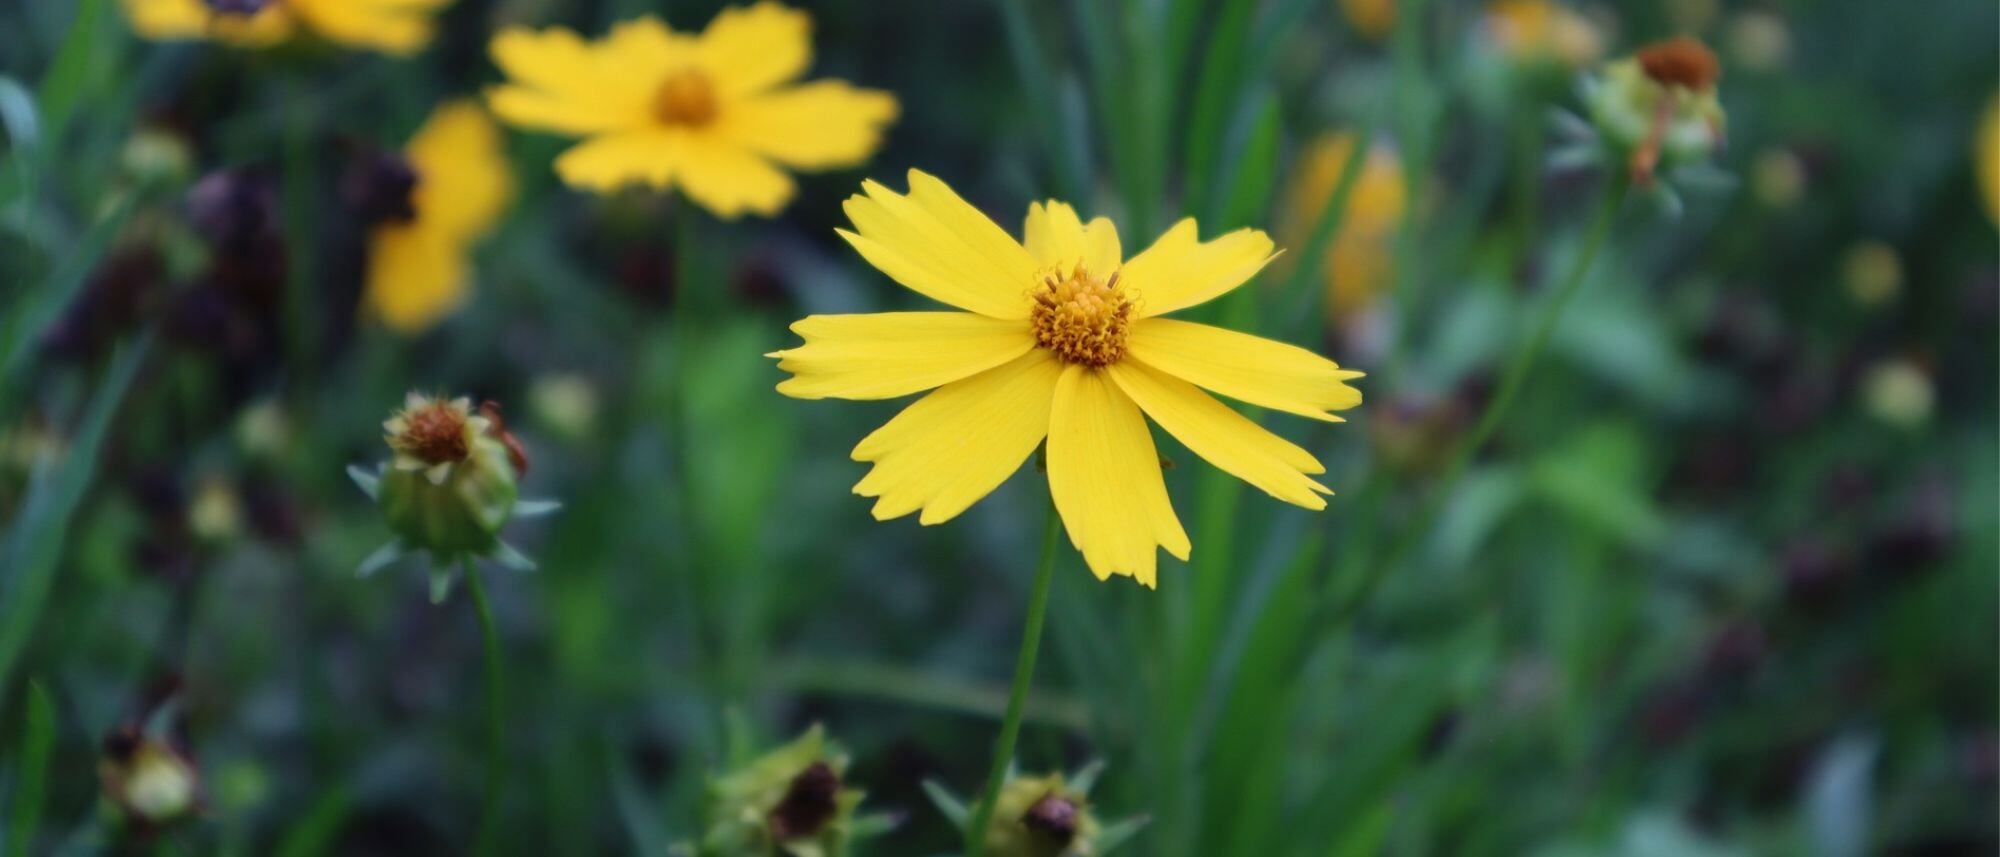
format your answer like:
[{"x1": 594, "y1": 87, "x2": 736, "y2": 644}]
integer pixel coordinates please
[
  {"x1": 1209, "y1": 89, "x2": 1283, "y2": 229},
  {"x1": 6, "y1": 680, "x2": 56, "y2": 857},
  {"x1": 0, "y1": 337, "x2": 149, "y2": 706},
  {"x1": 0, "y1": 193, "x2": 135, "y2": 416},
  {"x1": 272, "y1": 788, "x2": 352, "y2": 857}
]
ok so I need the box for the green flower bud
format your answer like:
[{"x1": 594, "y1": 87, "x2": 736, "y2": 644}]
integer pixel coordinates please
[
  {"x1": 375, "y1": 393, "x2": 520, "y2": 560},
  {"x1": 697, "y1": 726, "x2": 872, "y2": 857},
  {"x1": 982, "y1": 774, "x2": 1101, "y2": 857},
  {"x1": 1586, "y1": 38, "x2": 1726, "y2": 185}
]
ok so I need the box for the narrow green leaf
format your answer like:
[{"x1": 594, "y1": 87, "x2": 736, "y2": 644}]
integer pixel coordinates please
[
  {"x1": 35, "y1": 0, "x2": 109, "y2": 145},
  {"x1": 1210, "y1": 90, "x2": 1284, "y2": 229},
  {"x1": 0, "y1": 339, "x2": 148, "y2": 706},
  {"x1": 6, "y1": 680, "x2": 56, "y2": 857},
  {"x1": 920, "y1": 779, "x2": 970, "y2": 828},
  {"x1": 272, "y1": 788, "x2": 352, "y2": 857},
  {"x1": 0, "y1": 193, "x2": 135, "y2": 414}
]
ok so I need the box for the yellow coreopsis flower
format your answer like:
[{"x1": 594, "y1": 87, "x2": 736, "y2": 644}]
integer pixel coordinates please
[
  {"x1": 770, "y1": 171, "x2": 1364, "y2": 586},
  {"x1": 122, "y1": 0, "x2": 450, "y2": 55},
  {"x1": 1482, "y1": 0, "x2": 1603, "y2": 69},
  {"x1": 360, "y1": 102, "x2": 514, "y2": 333},
  {"x1": 1341, "y1": 0, "x2": 1396, "y2": 40},
  {"x1": 1290, "y1": 132, "x2": 1406, "y2": 318},
  {"x1": 485, "y1": 3, "x2": 899, "y2": 219}
]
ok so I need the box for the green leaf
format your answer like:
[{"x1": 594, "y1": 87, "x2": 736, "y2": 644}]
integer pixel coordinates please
[
  {"x1": 6, "y1": 680, "x2": 55, "y2": 857},
  {"x1": 0, "y1": 339, "x2": 147, "y2": 706},
  {"x1": 920, "y1": 779, "x2": 969, "y2": 828}
]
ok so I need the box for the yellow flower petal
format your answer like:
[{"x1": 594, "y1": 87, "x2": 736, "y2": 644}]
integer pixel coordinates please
[
  {"x1": 122, "y1": 0, "x2": 293, "y2": 45},
  {"x1": 1048, "y1": 365, "x2": 1189, "y2": 586},
  {"x1": 771, "y1": 312, "x2": 1034, "y2": 400},
  {"x1": 486, "y1": 21, "x2": 687, "y2": 133},
  {"x1": 365, "y1": 225, "x2": 467, "y2": 333},
  {"x1": 694, "y1": 1, "x2": 811, "y2": 97},
  {"x1": 722, "y1": 80, "x2": 899, "y2": 169},
  {"x1": 291, "y1": 0, "x2": 449, "y2": 55},
  {"x1": 851, "y1": 349, "x2": 1063, "y2": 525},
  {"x1": 405, "y1": 102, "x2": 513, "y2": 244},
  {"x1": 840, "y1": 169, "x2": 1039, "y2": 319},
  {"x1": 1023, "y1": 202, "x2": 1121, "y2": 274},
  {"x1": 671, "y1": 133, "x2": 796, "y2": 219},
  {"x1": 1120, "y1": 217, "x2": 1278, "y2": 318},
  {"x1": 553, "y1": 130, "x2": 680, "y2": 192},
  {"x1": 1127, "y1": 318, "x2": 1363, "y2": 422},
  {"x1": 1106, "y1": 361, "x2": 1331, "y2": 509}
]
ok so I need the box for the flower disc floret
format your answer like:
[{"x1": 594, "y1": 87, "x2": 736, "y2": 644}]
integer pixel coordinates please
[{"x1": 1030, "y1": 267, "x2": 1132, "y2": 367}]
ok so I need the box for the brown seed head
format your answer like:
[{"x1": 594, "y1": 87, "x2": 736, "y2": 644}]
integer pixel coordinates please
[
  {"x1": 1636, "y1": 37, "x2": 1721, "y2": 91},
  {"x1": 392, "y1": 401, "x2": 470, "y2": 465},
  {"x1": 769, "y1": 762, "x2": 840, "y2": 841},
  {"x1": 1031, "y1": 267, "x2": 1133, "y2": 366}
]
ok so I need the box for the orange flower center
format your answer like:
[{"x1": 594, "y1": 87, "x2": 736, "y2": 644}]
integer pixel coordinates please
[
  {"x1": 393, "y1": 402, "x2": 470, "y2": 464},
  {"x1": 653, "y1": 70, "x2": 719, "y2": 127},
  {"x1": 1031, "y1": 266, "x2": 1132, "y2": 366}
]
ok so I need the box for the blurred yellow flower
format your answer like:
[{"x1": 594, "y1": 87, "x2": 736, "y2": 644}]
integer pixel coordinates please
[
  {"x1": 362, "y1": 102, "x2": 514, "y2": 333},
  {"x1": 1978, "y1": 95, "x2": 2000, "y2": 225},
  {"x1": 1482, "y1": 0, "x2": 1603, "y2": 69},
  {"x1": 1290, "y1": 131, "x2": 1405, "y2": 318},
  {"x1": 122, "y1": 0, "x2": 450, "y2": 55},
  {"x1": 486, "y1": 3, "x2": 899, "y2": 218},
  {"x1": 771, "y1": 170, "x2": 1363, "y2": 586},
  {"x1": 1341, "y1": 0, "x2": 1395, "y2": 40}
]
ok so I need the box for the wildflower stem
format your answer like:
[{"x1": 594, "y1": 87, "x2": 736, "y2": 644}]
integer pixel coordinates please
[
  {"x1": 464, "y1": 560, "x2": 506, "y2": 857},
  {"x1": 965, "y1": 501, "x2": 1063, "y2": 857},
  {"x1": 1338, "y1": 176, "x2": 1627, "y2": 621}
]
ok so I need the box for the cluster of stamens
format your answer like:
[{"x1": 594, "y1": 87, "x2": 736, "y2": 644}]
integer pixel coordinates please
[
  {"x1": 1030, "y1": 266, "x2": 1133, "y2": 366},
  {"x1": 653, "y1": 70, "x2": 719, "y2": 127},
  {"x1": 390, "y1": 400, "x2": 471, "y2": 465}
]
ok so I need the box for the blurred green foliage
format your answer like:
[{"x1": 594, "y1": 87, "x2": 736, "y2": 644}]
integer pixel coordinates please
[{"x1": 1, "y1": 0, "x2": 1995, "y2": 855}]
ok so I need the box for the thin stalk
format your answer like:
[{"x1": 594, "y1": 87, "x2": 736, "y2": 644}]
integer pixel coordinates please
[
  {"x1": 964, "y1": 502, "x2": 1063, "y2": 857},
  {"x1": 666, "y1": 204, "x2": 726, "y2": 736},
  {"x1": 464, "y1": 560, "x2": 507, "y2": 857},
  {"x1": 1335, "y1": 177, "x2": 1627, "y2": 621}
]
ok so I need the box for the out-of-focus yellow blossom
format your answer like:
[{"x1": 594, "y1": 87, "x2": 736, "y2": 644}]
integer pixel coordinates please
[
  {"x1": 1842, "y1": 241, "x2": 1902, "y2": 307},
  {"x1": 1340, "y1": 0, "x2": 1395, "y2": 41},
  {"x1": 771, "y1": 170, "x2": 1363, "y2": 586},
  {"x1": 1750, "y1": 148, "x2": 1805, "y2": 209},
  {"x1": 1587, "y1": 37, "x2": 1726, "y2": 185},
  {"x1": 1861, "y1": 359, "x2": 1933, "y2": 430},
  {"x1": 1978, "y1": 95, "x2": 2000, "y2": 225},
  {"x1": 1289, "y1": 131, "x2": 1406, "y2": 319},
  {"x1": 363, "y1": 102, "x2": 514, "y2": 333},
  {"x1": 1481, "y1": 0, "x2": 1603, "y2": 69},
  {"x1": 1726, "y1": 10, "x2": 1791, "y2": 73},
  {"x1": 486, "y1": 3, "x2": 898, "y2": 218},
  {"x1": 122, "y1": 0, "x2": 451, "y2": 55}
]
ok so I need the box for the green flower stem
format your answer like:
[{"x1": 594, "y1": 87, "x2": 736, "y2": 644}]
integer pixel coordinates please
[
  {"x1": 965, "y1": 501, "x2": 1063, "y2": 857},
  {"x1": 464, "y1": 560, "x2": 507, "y2": 857},
  {"x1": 1337, "y1": 177, "x2": 1627, "y2": 621}
]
